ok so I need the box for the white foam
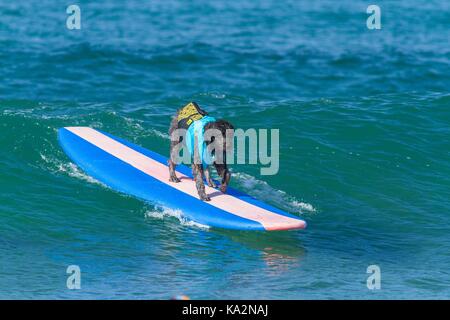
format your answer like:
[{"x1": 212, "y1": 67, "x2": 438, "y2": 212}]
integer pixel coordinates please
[
  {"x1": 2, "y1": 107, "x2": 70, "y2": 120},
  {"x1": 144, "y1": 206, "x2": 210, "y2": 230},
  {"x1": 290, "y1": 200, "x2": 316, "y2": 212},
  {"x1": 150, "y1": 129, "x2": 170, "y2": 140},
  {"x1": 58, "y1": 162, "x2": 104, "y2": 185},
  {"x1": 40, "y1": 152, "x2": 105, "y2": 186},
  {"x1": 199, "y1": 92, "x2": 227, "y2": 99}
]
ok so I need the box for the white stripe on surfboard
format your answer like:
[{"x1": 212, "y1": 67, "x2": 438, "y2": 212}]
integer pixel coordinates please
[{"x1": 65, "y1": 127, "x2": 306, "y2": 230}]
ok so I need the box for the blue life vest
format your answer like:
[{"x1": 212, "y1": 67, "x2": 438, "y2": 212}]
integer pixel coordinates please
[
  {"x1": 177, "y1": 102, "x2": 216, "y2": 168},
  {"x1": 185, "y1": 115, "x2": 216, "y2": 168}
]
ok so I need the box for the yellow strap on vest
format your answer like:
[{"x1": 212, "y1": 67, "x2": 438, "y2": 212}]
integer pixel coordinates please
[{"x1": 177, "y1": 102, "x2": 204, "y2": 127}]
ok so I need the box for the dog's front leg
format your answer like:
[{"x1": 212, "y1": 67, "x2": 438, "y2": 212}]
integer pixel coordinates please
[
  {"x1": 168, "y1": 140, "x2": 181, "y2": 183},
  {"x1": 168, "y1": 159, "x2": 180, "y2": 183},
  {"x1": 193, "y1": 164, "x2": 210, "y2": 201}
]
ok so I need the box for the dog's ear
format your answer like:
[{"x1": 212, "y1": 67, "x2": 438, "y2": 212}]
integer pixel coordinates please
[{"x1": 192, "y1": 102, "x2": 208, "y2": 116}]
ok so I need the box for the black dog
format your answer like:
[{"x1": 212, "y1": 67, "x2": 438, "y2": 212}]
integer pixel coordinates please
[{"x1": 168, "y1": 102, "x2": 234, "y2": 201}]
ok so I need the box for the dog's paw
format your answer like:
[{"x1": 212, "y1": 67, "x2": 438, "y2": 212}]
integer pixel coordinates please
[
  {"x1": 199, "y1": 194, "x2": 211, "y2": 201},
  {"x1": 169, "y1": 176, "x2": 181, "y2": 183},
  {"x1": 207, "y1": 181, "x2": 217, "y2": 188}
]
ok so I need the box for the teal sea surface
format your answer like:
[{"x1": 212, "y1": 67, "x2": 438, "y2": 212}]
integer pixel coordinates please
[{"x1": 0, "y1": 0, "x2": 449, "y2": 299}]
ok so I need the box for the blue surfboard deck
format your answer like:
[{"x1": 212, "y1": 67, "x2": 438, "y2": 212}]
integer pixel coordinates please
[{"x1": 57, "y1": 127, "x2": 307, "y2": 231}]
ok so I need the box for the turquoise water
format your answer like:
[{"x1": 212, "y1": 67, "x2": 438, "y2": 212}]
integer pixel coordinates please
[{"x1": 1, "y1": 0, "x2": 449, "y2": 299}]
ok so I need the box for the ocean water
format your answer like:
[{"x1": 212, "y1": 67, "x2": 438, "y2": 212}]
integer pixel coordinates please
[{"x1": 0, "y1": 0, "x2": 449, "y2": 299}]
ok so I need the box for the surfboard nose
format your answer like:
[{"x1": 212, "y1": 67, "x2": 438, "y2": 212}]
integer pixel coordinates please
[{"x1": 264, "y1": 219, "x2": 307, "y2": 231}]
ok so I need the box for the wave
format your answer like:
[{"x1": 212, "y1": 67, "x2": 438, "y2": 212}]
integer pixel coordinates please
[
  {"x1": 148, "y1": 129, "x2": 170, "y2": 140},
  {"x1": 144, "y1": 206, "x2": 210, "y2": 230},
  {"x1": 232, "y1": 171, "x2": 316, "y2": 214},
  {"x1": 39, "y1": 152, "x2": 105, "y2": 186}
]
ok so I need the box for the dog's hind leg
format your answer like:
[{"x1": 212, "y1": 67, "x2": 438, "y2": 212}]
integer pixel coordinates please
[
  {"x1": 193, "y1": 164, "x2": 210, "y2": 201},
  {"x1": 204, "y1": 167, "x2": 217, "y2": 188},
  {"x1": 214, "y1": 163, "x2": 231, "y2": 193}
]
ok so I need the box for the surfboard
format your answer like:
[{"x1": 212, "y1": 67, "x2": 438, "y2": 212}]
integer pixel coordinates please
[{"x1": 58, "y1": 127, "x2": 307, "y2": 231}]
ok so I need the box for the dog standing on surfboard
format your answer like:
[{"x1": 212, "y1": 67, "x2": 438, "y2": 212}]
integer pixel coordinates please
[{"x1": 168, "y1": 102, "x2": 234, "y2": 201}]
